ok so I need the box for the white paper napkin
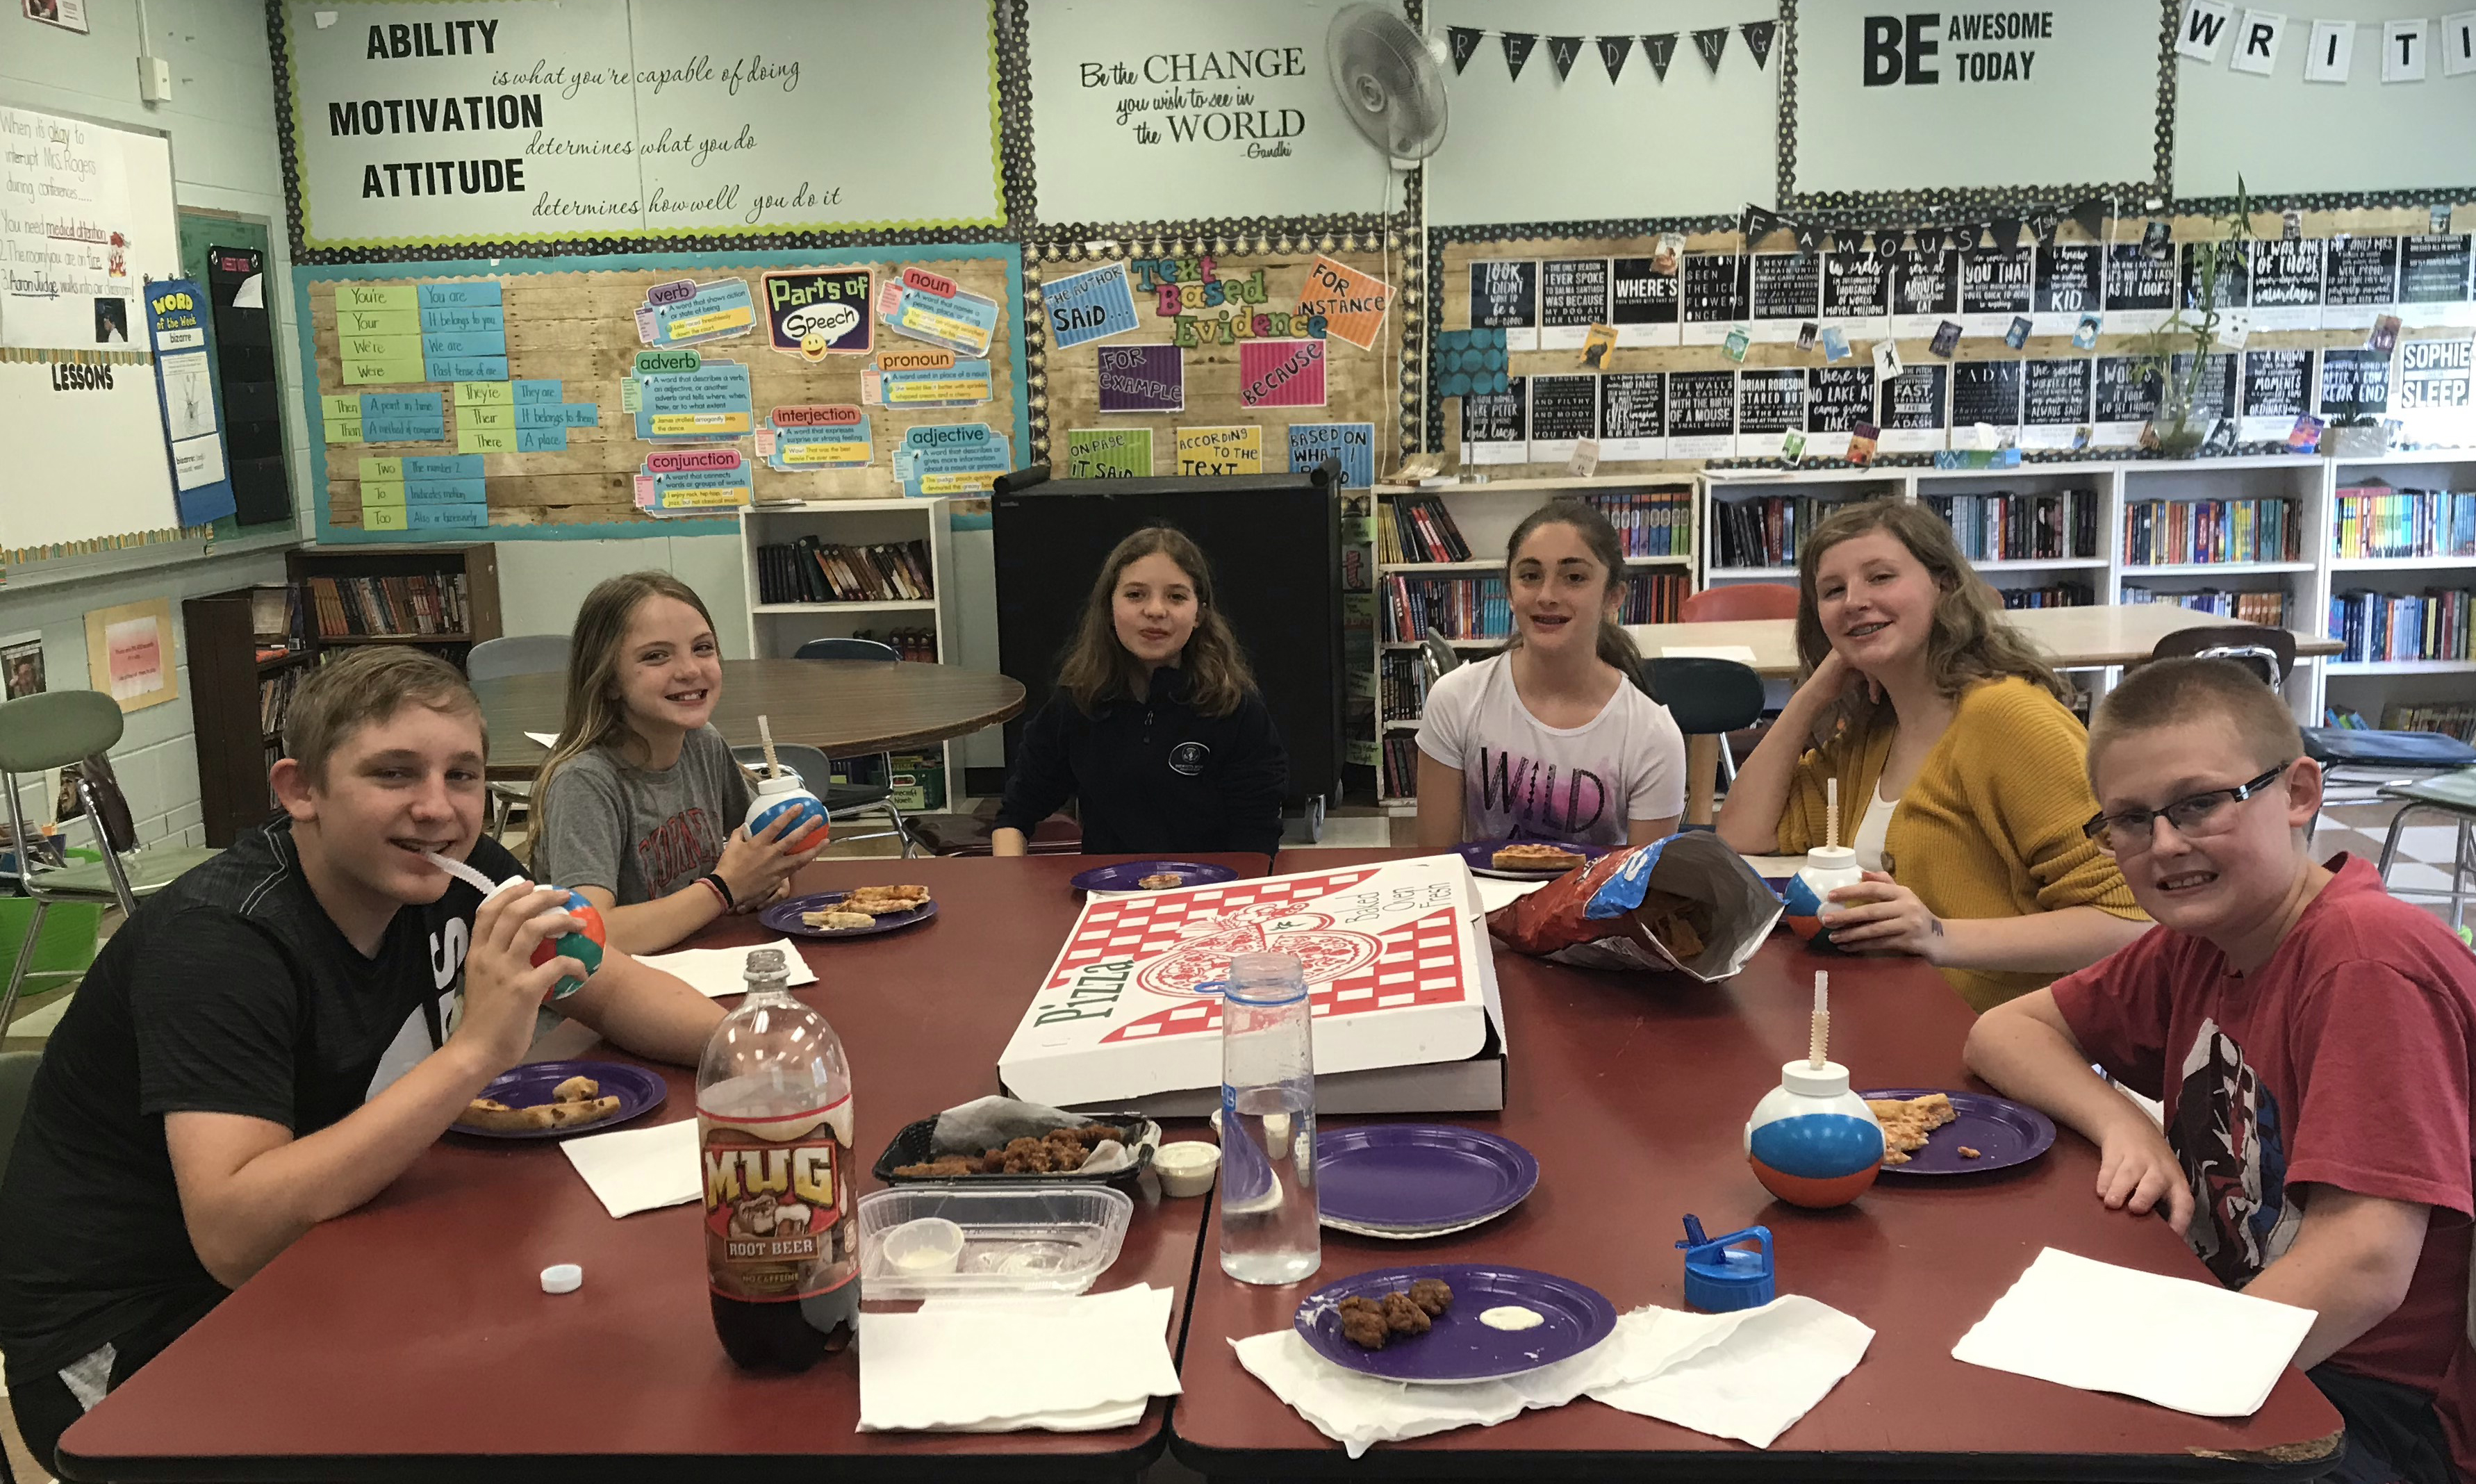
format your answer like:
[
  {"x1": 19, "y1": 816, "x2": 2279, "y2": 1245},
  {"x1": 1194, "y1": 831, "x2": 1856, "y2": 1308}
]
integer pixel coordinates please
[
  {"x1": 1232, "y1": 1296, "x2": 1871, "y2": 1459},
  {"x1": 525, "y1": 730, "x2": 560, "y2": 748},
  {"x1": 559, "y1": 1117, "x2": 699, "y2": 1218},
  {"x1": 858, "y1": 1285, "x2": 1181, "y2": 1433},
  {"x1": 1472, "y1": 876, "x2": 1548, "y2": 914},
  {"x1": 1952, "y1": 1247, "x2": 2313, "y2": 1417},
  {"x1": 636, "y1": 941, "x2": 818, "y2": 998}
]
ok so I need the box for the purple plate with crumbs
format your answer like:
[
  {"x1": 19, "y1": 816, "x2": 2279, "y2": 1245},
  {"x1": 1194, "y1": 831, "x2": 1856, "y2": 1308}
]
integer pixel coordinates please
[
  {"x1": 1317, "y1": 1124, "x2": 1538, "y2": 1231},
  {"x1": 1296, "y1": 1264, "x2": 1617, "y2": 1383},
  {"x1": 1068, "y1": 860, "x2": 1239, "y2": 893},
  {"x1": 1858, "y1": 1087, "x2": 2056, "y2": 1176},
  {"x1": 1456, "y1": 839, "x2": 1612, "y2": 880},
  {"x1": 452, "y1": 1060, "x2": 667, "y2": 1141},
  {"x1": 761, "y1": 890, "x2": 938, "y2": 939}
]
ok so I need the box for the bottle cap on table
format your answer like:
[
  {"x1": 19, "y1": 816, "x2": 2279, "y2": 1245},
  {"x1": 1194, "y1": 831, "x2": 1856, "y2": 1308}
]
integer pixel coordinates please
[
  {"x1": 540, "y1": 1263, "x2": 582, "y2": 1294},
  {"x1": 1676, "y1": 1215, "x2": 1776, "y2": 1312}
]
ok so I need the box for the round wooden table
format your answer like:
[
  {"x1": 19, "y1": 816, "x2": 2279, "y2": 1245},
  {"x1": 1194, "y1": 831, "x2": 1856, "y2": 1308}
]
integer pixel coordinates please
[{"x1": 472, "y1": 659, "x2": 1026, "y2": 780}]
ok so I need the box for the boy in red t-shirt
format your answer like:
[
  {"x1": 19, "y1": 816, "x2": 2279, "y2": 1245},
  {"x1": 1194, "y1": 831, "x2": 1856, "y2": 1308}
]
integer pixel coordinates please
[{"x1": 1968, "y1": 658, "x2": 2476, "y2": 1484}]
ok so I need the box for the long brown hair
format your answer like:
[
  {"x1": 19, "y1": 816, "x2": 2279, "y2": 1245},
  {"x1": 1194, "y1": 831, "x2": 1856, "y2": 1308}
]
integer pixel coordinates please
[
  {"x1": 1055, "y1": 525, "x2": 1255, "y2": 717},
  {"x1": 1794, "y1": 497, "x2": 2070, "y2": 734},
  {"x1": 1500, "y1": 499, "x2": 1650, "y2": 693},
  {"x1": 531, "y1": 572, "x2": 724, "y2": 827}
]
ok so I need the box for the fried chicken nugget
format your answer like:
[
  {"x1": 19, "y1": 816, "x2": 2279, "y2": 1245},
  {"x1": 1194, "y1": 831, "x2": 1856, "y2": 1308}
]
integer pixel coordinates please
[
  {"x1": 1338, "y1": 1303, "x2": 1391, "y2": 1350},
  {"x1": 1380, "y1": 1292, "x2": 1432, "y2": 1335},
  {"x1": 1405, "y1": 1278, "x2": 1455, "y2": 1316},
  {"x1": 1075, "y1": 1123, "x2": 1124, "y2": 1145}
]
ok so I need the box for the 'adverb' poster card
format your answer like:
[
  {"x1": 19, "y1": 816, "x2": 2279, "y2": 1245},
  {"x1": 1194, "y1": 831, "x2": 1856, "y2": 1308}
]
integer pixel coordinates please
[
  {"x1": 2245, "y1": 240, "x2": 2327, "y2": 331},
  {"x1": 2031, "y1": 245, "x2": 2105, "y2": 338},
  {"x1": 2399, "y1": 234, "x2": 2475, "y2": 327},
  {"x1": 1540, "y1": 259, "x2": 1610, "y2": 351},
  {"x1": 1471, "y1": 261, "x2": 1540, "y2": 352},
  {"x1": 1952, "y1": 360, "x2": 2024, "y2": 437},
  {"x1": 1821, "y1": 252, "x2": 1892, "y2": 340},
  {"x1": 2093, "y1": 356, "x2": 2162, "y2": 446},
  {"x1": 2240, "y1": 348, "x2": 2314, "y2": 442},
  {"x1": 1665, "y1": 370, "x2": 1737, "y2": 458},
  {"x1": 1460, "y1": 377, "x2": 1529, "y2": 464},
  {"x1": 1610, "y1": 257, "x2": 1681, "y2": 347},
  {"x1": 1890, "y1": 249, "x2": 1961, "y2": 340},
  {"x1": 1960, "y1": 247, "x2": 2036, "y2": 337},
  {"x1": 1750, "y1": 254, "x2": 1822, "y2": 342},
  {"x1": 1598, "y1": 372, "x2": 1666, "y2": 460},
  {"x1": 2323, "y1": 236, "x2": 2402, "y2": 330},
  {"x1": 1804, "y1": 365, "x2": 1876, "y2": 458},
  {"x1": 2020, "y1": 358, "x2": 2093, "y2": 450},
  {"x1": 1734, "y1": 368, "x2": 1807, "y2": 456},
  {"x1": 1879, "y1": 364, "x2": 1950, "y2": 452},
  {"x1": 2103, "y1": 244, "x2": 2177, "y2": 334},
  {"x1": 1680, "y1": 254, "x2": 1750, "y2": 346},
  {"x1": 1526, "y1": 374, "x2": 1599, "y2": 464}
]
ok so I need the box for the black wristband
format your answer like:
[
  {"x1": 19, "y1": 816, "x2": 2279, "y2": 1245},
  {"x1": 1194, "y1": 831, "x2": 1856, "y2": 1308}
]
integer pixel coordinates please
[{"x1": 700, "y1": 871, "x2": 736, "y2": 909}]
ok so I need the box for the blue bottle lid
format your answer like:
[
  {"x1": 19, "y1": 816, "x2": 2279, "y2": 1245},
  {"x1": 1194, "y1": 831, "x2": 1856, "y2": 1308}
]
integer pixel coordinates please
[{"x1": 1676, "y1": 1215, "x2": 1776, "y2": 1312}]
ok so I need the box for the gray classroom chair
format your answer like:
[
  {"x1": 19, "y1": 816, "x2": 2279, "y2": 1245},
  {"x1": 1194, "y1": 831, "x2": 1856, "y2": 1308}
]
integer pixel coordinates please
[{"x1": 465, "y1": 634, "x2": 572, "y2": 839}]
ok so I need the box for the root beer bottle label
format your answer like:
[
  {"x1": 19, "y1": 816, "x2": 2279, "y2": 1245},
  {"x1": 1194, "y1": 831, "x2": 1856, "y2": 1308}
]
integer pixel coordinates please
[{"x1": 701, "y1": 1097, "x2": 855, "y2": 1302}]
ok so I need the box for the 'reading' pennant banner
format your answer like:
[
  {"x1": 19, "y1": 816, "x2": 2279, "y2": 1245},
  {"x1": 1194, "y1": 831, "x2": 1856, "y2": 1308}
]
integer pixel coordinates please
[
  {"x1": 1446, "y1": 24, "x2": 1774, "y2": 81},
  {"x1": 1500, "y1": 31, "x2": 1537, "y2": 81},
  {"x1": 1693, "y1": 25, "x2": 1731, "y2": 72},
  {"x1": 1546, "y1": 34, "x2": 1586, "y2": 81},
  {"x1": 1597, "y1": 33, "x2": 1635, "y2": 81}
]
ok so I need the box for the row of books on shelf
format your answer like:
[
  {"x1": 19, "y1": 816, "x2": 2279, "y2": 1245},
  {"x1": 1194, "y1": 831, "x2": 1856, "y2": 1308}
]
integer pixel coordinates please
[
  {"x1": 1378, "y1": 650, "x2": 1428, "y2": 719},
  {"x1": 1714, "y1": 495, "x2": 1826, "y2": 570},
  {"x1": 757, "y1": 539, "x2": 934, "y2": 606},
  {"x1": 1380, "y1": 735, "x2": 1421, "y2": 800},
  {"x1": 2122, "y1": 585, "x2": 2291, "y2": 627},
  {"x1": 2329, "y1": 703, "x2": 2476, "y2": 743},
  {"x1": 2332, "y1": 487, "x2": 2476, "y2": 561},
  {"x1": 1378, "y1": 496, "x2": 1475, "y2": 563},
  {"x1": 1571, "y1": 491, "x2": 1692, "y2": 558},
  {"x1": 1995, "y1": 582, "x2": 2095, "y2": 609},
  {"x1": 1924, "y1": 490, "x2": 2101, "y2": 563},
  {"x1": 2121, "y1": 499, "x2": 2299, "y2": 568},
  {"x1": 258, "y1": 665, "x2": 306, "y2": 738},
  {"x1": 1378, "y1": 571, "x2": 1689, "y2": 642},
  {"x1": 2329, "y1": 588, "x2": 2473, "y2": 663},
  {"x1": 304, "y1": 574, "x2": 470, "y2": 640}
]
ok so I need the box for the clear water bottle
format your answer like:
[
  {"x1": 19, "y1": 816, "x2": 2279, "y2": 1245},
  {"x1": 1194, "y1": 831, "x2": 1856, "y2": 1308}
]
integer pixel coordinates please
[
  {"x1": 699, "y1": 948, "x2": 859, "y2": 1369},
  {"x1": 1218, "y1": 951, "x2": 1321, "y2": 1285}
]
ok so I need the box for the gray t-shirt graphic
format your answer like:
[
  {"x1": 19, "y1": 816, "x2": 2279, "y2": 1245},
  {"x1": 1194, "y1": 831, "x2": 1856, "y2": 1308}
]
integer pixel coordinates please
[{"x1": 531, "y1": 725, "x2": 754, "y2": 903}]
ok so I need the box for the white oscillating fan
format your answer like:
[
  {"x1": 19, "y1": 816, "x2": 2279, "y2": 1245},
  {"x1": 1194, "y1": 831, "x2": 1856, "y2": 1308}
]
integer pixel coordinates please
[{"x1": 1326, "y1": 4, "x2": 1449, "y2": 167}]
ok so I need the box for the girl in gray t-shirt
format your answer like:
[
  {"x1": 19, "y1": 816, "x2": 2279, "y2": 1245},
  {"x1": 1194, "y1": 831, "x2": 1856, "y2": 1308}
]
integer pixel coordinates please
[{"x1": 528, "y1": 573, "x2": 823, "y2": 953}]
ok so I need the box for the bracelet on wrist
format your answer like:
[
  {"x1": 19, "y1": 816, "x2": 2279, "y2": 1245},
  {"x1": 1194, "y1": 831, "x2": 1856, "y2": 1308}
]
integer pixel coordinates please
[{"x1": 700, "y1": 872, "x2": 735, "y2": 910}]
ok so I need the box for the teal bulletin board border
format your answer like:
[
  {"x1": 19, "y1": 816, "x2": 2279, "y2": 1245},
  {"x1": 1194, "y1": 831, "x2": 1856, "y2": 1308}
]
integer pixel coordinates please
[{"x1": 295, "y1": 244, "x2": 1031, "y2": 543}]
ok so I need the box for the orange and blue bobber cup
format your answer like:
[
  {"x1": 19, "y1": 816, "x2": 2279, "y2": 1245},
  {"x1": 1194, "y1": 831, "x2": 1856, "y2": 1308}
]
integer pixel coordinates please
[
  {"x1": 528, "y1": 889, "x2": 606, "y2": 1000},
  {"x1": 1745, "y1": 1058, "x2": 1885, "y2": 1207}
]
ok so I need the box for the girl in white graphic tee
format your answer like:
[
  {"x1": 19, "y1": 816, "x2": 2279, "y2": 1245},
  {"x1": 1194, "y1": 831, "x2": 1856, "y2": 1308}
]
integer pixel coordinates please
[{"x1": 1414, "y1": 500, "x2": 1686, "y2": 848}]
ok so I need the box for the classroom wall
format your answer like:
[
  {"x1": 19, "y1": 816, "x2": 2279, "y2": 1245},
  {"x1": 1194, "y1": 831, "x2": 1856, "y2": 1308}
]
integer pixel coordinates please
[{"x1": 1, "y1": 0, "x2": 313, "y2": 847}]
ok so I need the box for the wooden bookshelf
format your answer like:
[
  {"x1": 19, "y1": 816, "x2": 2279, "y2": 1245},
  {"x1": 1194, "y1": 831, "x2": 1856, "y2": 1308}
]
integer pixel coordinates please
[
  {"x1": 286, "y1": 544, "x2": 502, "y2": 659},
  {"x1": 183, "y1": 586, "x2": 313, "y2": 847}
]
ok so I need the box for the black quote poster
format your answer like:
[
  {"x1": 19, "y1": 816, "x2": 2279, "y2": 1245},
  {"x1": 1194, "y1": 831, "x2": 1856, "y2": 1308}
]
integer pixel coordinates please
[
  {"x1": 2245, "y1": 239, "x2": 2326, "y2": 329},
  {"x1": 1822, "y1": 253, "x2": 1892, "y2": 326},
  {"x1": 1526, "y1": 373, "x2": 1599, "y2": 458},
  {"x1": 1610, "y1": 257, "x2": 1680, "y2": 345},
  {"x1": 1681, "y1": 254, "x2": 1749, "y2": 343},
  {"x1": 2240, "y1": 348, "x2": 2313, "y2": 439},
  {"x1": 1879, "y1": 364, "x2": 1948, "y2": 450},
  {"x1": 2324, "y1": 236, "x2": 2401, "y2": 327},
  {"x1": 1599, "y1": 372, "x2": 1666, "y2": 458},
  {"x1": 1471, "y1": 261, "x2": 1540, "y2": 350},
  {"x1": 2170, "y1": 351, "x2": 2241, "y2": 421},
  {"x1": 1540, "y1": 258, "x2": 1610, "y2": 349},
  {"x1": 2318, "y1": 348, "x2": 2390, "y2": 418},
  {"x1": 1952, "y1": 360, "x2": 2023, "y2": 431},
  {"x1": 2179, "y1": 242, "x2": 2250, "y2": 314},
  {"x1": 1735, "y1": 368, "x2": 1806, "y2": 454},
  {"x1": 1806, "y1": 365, "x2": 1876, "y2": 454},
  {"x1": 2400, "y1": 234, "x2": 2474, "y2": 321},
  {"x1": 1751, "y1": 253, "x2": 1821, "y2": 337},
  {"x1": 1460, "y1": 374, "x2": 1528, "y2": 462},
  {"x1": 1666, "y1": 369, "x2": 1737, "y2": 455},
  {"x1": 2033, "y1": 244, "x2": 2104, "y2": 329},
  {"x1": 2103, "y1": 244, "x2": 2176, "y2": 331},
  {"x1": 2021, "y1": 358, "x2": 2091, "y2": 447},
  {"x1": 2093, "y1": 356, "x2": 2161, "y2": 443},
  {"x1": 1891, "y1": 249, "x2": 1959, "y2": 334},
  {"x1": 1961, "y1": 247, "x2": 2035, "y2": 331}
]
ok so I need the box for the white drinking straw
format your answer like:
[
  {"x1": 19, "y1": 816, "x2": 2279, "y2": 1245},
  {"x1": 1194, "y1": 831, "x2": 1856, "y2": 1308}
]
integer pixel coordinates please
[
  {"x1": 1808, "y1": 971, "x2": 1831, "y2": 1070},
  {"x1": 422, "y1": 849, "x2": 522, "y2": 898},
  {"x1": 1825, "y1": 777, "x2": 1840, "y2": 851},
  {"x1": 757, "y1": 714, "x2": 781, "y2": 779}
]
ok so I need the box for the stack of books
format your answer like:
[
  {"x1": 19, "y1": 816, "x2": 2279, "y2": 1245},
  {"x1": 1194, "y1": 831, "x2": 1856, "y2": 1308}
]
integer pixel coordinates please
[
  {"x1": 1381, "y1": 575, "x2": 1509, "y2": 642},
  {"x1": 1924, "y1": 490, "x2": 2100, "y2": 561},
  {"x1": 758, "y1": 538, "x2": 934, "y2": 605},
  {"x1": 2122, "y1": 585, "x2": 2289, "y2": 626},
  {"x1": 1378, "y1": 496, "x2": 1474, "y2": 563},
  {"x1": 1995, "y1": 582, "x2": 2095, "y2": 609},
  {"x1": 1379, "y1": 650, "x2": 1427, "y2": 720},
  {"x1": 2330, "y1": 588, "x2": 2472, "y2": 663},
  {"x1": 2382, "y1": 700, "x2": 2476, "y2": 742},
  {"x1": 1715, "y1": 495, "x2": 1833, "y2": 570},
  {"x1": 1380, "y1": 735, "x2": 1421, "y2": 798},
  {"x1": 2332, "y1": 486, "x2": 2476, "y2": 559},
  {"x1": 2121, "y1": 498, "x2": 2297, "y2": 566},
  {"x1": 302, "y1": 574, "x2": 468, "y2": 638}
]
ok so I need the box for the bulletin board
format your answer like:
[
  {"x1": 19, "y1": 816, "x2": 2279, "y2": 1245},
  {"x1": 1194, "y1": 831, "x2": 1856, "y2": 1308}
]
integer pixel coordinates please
[
  {"x1": 297, "y1": 245, "x2": 1028, "y2": 541},
  {"x1": 1025, "y1": 235, "x2": 1413, "y2": 484}
]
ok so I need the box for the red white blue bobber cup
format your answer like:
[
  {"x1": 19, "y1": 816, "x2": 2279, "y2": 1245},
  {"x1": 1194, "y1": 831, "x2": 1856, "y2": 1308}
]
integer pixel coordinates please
[
  {"x1": 1782, "y1": 844, "x2": 1863, "y2": 948},
  {"x1": 746, "y1": 773, "x2": 830, "y2": 852},
  {"x1": 526, "y1": 887, "x2": 606, "y2": 1000},
  {"x1": 1744, "y1": 1057, "x2": 1885, "y2": 1209}
]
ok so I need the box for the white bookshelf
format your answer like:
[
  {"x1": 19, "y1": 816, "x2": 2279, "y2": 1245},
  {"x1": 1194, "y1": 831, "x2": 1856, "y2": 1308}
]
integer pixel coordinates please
[
  {"x1": 2320, "y1": 453, "x2": 2476, "y2": 738},
  {"x1": 1364, "y1": 475, "x2": 1703, "y2": 807},
  {"x1": 735, "y1": 498, "x2": 964, "y2": 796}
]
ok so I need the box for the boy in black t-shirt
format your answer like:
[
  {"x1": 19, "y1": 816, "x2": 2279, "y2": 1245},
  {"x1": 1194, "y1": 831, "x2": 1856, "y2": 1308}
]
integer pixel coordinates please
[{"x1": 0, "y1": 648, "x2": 725, "y2": 1469}]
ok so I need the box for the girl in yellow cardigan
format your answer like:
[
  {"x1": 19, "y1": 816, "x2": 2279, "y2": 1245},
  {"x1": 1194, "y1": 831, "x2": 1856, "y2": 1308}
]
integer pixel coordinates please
[{"x1": 1717, "y1": 498, "x2": 2148, "y2": 1010}]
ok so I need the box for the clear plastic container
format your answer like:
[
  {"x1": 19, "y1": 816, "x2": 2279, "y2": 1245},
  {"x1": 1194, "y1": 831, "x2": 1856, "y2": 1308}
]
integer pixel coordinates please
[
  {"x1": 1219, "y1": 951, "x2": 1321, "y2": 1286},
  {"x1": 855, "y1": 1185, "x2": 1132, "y2": 1301}
]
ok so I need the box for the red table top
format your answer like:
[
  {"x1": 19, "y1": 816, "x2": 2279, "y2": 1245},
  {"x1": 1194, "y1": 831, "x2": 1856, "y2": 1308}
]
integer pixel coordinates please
[
  {"x1": 59, "y1": 854, "x2": 1267, "y2": 1484},
  {"x1": 1165, "y1": 848, "x2": 2343, "y2": 1479}
]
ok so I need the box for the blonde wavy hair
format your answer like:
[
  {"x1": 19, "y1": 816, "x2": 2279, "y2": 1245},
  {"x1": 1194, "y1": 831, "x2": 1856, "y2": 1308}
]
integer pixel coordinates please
[
  {"x1": 530, "y1": 572, "x2": 724, "y2": 837},
  {"x1": 1794, "y1": 497, "x2": 2070, "y2": 734}
]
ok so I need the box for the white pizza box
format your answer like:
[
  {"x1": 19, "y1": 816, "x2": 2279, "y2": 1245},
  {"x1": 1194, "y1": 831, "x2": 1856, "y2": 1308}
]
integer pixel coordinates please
[{"x1": 998, "y1": 855, "x2": 1507, "y2": 1117}]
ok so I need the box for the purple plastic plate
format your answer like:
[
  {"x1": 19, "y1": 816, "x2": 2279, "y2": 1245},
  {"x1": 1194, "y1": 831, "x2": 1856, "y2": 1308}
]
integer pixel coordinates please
[
  {"x1": 452, "y1": 1060, "x2": 667, "y2": 1141},
  {"x1": 1858, "y1": 1087, "x2": 2057, "y2": 1176},
  {"x1": 1067, "y1": 860, "x2": 1239, "y2": 893},
  {"x1": 1317, "y1": 1124, "x2": 1539, "y2": 1231},
  {"x1": 1456, "y1": 839, "x2": 1612, "y2": 881},
  {"x1": 760, "y1": 891, "x2": 939, "y2": 939},
  {"x1": 1296, "y1": 1264, "x2": 1618, "y2": 1383}
]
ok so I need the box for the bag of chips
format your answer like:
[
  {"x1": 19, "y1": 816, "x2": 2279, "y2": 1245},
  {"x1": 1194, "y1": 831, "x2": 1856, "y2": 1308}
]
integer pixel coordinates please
[{"x1": 1485, "y1": 832, "x2": 1783, "y2": 980}]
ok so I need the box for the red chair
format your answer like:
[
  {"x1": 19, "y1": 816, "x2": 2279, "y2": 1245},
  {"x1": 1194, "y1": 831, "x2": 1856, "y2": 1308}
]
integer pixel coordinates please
[{"x1": 1681, "y1": 582, "x2": 1800, "y2": 623}]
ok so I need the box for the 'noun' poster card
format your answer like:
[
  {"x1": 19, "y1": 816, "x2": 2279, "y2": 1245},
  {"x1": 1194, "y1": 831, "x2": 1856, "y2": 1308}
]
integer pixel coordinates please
[
  {"x1": 1735, "y1": 368, "x2": 1807, "y2": 456},
  {"x1": 1471, "y1": 261, "x2": 1540, "y2": 352},
  {"x1": 2103, "y1": 244, "x2": 2177, "y2": 334},
  {"x1": 1526, "y1": 373, "x2": 1599, "y2": 463},
  {"x1": 1804, "y1": 365, "x2": 1876, "y2": 458},
  {"x1": 2245, "y1": 240, "x2": 2327, "y2": 331},
  {"x1": 1822, "y1": 252, "x2": 1893, "y2": 338},
  {"x1": 1751, "y1": 254, "x2": 1822, "y2": 340},
  {"x1": 2032, "y1": 244, "x2": 2106, "y2": 337},
  {"x1": 1540, "y1": 259, "x2": 1611, "y2": 350},
  {"x1": 2093, "y1": 356, "x2": 2161, "y2": 445},
  {"x1": 1891, "y1": 250, "x2": 1961, "y2": 339},
  {"x1": 1665, "y1": 370, "x2": 1737, "y2": 457},
  {"x1": 1960, "y1": 247, "x2": 2036, "y2": 336},
  {"x1": 1681, "y1": 254, "x2": 1750, "y2": 345},
  {"x1": 2020, "y1": 358, "x2": 2093, "y2": 450},
  {"x1": 1461, "y1": 376, "x2": 1530, "y2": 463},
  {"x1": 1879, "y1": 364, "x2": 1949, "y2": 452},
  {"x1": 2323, "y1": 236, "x2": 2401, "y2": 329},
  {"x1": 1610, "y1": 257, "x2": 1682, "y2": 347},
  {"x1": 2240, "y1": 348, "x2": 2315, "y2": 441},
  {"x1": 1597, "y1": 372, "x2": 1667, "y2": 460}
]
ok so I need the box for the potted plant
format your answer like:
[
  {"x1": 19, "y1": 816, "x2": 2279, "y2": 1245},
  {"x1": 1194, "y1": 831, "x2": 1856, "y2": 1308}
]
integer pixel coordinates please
[
  {"x1": 2131, "y1": 181, "x2": 2253, "y2": 457},
  {"x1": 2324, "y1": 391, "x2": 2392, "y2": 458}
]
